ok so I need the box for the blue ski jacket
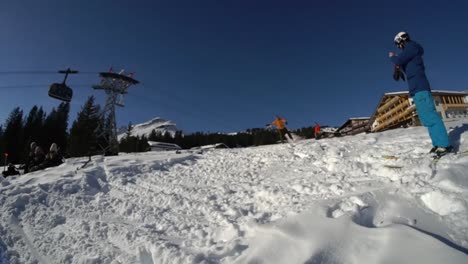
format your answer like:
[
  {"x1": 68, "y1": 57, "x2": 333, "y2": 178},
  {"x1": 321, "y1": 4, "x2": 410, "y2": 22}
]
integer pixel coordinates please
[{"x1": 390, "y1": 41, "x2": 431, "y2": 96}]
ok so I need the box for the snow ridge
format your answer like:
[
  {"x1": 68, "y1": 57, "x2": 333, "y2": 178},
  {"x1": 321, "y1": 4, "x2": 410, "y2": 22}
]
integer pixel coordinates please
[{"x1": 1, "y1": 120, "x2": 467, "y2": 263}]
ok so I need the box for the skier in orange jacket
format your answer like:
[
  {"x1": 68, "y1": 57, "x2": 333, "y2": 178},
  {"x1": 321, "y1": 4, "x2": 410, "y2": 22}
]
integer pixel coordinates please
[
  {"x1": 314, "y1": 122, "x2": 321, "y2": 140},
  {"x1": 271, "y1": 116, "x2": 293, "y2": 143}
]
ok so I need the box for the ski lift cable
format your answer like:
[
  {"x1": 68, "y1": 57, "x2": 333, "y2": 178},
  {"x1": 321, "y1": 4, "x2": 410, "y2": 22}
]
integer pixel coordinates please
[
  {"x1": 0, "y1": 71, "x2": 58, "y2": 75},
  {"x1": 0, "y1": 70, "x2": 100, "y2": 75},
  {"x1": 0, "y1": 84, "x2": 94, "y2": 89}
]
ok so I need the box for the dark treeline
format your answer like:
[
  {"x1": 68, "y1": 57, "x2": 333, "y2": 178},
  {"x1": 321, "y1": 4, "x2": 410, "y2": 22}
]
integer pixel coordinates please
[
  {"x1": 147, "y1": 128, "x2": 280, "y2": 149},
  {"x1": 1, "y1": 96, "x2": 323, "y2": 163},
  {"x1": 119, "y1": 126, "x2": 322, "y2": 153},
  {"x1": 0, "y1": 103, "x2": 70, "y2": 164},
  {"x1": 0, "y1": 96, "x2": 105, "y2": 164}
]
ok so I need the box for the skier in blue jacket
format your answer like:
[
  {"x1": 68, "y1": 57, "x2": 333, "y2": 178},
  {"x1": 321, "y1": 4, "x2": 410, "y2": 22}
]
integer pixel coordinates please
[{"x1": 389, "y1": 32, "x2": 452, "y2": 156}]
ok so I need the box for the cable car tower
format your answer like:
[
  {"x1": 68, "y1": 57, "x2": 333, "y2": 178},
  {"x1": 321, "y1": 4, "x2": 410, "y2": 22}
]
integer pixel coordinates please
[{"x1": 93, "y1": 69, "x2": 139, "y2": 156}]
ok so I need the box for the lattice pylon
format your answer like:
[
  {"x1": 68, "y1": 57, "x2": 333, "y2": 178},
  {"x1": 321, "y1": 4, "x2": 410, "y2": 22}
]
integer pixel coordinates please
[{"x1": 93, "y1": 71, "x2": 139, "y2": 156}]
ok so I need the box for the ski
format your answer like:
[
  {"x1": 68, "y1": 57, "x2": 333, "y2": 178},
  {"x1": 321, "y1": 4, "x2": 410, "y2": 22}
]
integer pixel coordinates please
[
  {"x1": 381, "y1": 150, "x2": 467, "y2": 170},
  {"x1": 432, "y1": 150, "x2": 468, "y2": 163},
  {"x1": 382, "y1": 150, "x2": 467, "y2": 160},
  {"x1": 383, "y1": 164, "x2": 404, "y2": 169}
]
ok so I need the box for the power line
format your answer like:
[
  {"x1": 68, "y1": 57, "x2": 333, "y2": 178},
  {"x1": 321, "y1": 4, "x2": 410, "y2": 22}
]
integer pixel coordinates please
[
  {"x1": 0, "y1": 71, "x2": 99, "y2": 75},
  {"x1": 0, "y1": 71, "x2": 57, "y2": 75},
  {"x1": 0, "y1": 84, "x2": 93, "y2": 89}
]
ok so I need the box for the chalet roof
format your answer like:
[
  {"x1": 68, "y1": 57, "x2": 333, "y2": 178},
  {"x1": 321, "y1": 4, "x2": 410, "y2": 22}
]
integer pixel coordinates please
[
  {"x1": 337, "y1": 117, "x2": 370, "y2": 132},
  {"x1": 384, "y1": 90, "x2": 468, "y2": 96},
  {"x1": 350, "y1": 117, "x2": 371, "y2": 120},
  {"x1": 191, "y1": 143, "x2": 229, "y2": 150},
  {"x1": 431, "y1": 90, "x2": 468, "y2": 95},
  {"x1": 147, "y1": 141, "x2": 181, "y2": 149}
]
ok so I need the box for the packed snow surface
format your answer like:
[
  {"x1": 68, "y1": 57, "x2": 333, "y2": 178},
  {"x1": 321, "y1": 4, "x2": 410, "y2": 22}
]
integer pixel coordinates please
[{"x1": 1, "y1": 120, "x2": 468, "y2": 264}]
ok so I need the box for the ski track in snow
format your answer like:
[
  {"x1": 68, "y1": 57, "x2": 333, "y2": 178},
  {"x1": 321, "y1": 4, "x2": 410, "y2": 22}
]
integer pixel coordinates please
[{"x1": 1, "y1": 120, "x2": 468, "y2": 263}]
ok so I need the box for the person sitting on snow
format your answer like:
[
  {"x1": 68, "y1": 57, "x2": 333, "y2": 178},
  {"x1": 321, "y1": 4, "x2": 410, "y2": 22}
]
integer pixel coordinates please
[
  {"x1": 2, "y1": 163, "x2": 20, "y2": 177},
  {"x1": 22, "y1": 141, "x2": 37, "y2": 174},
  {"x1": 270, "y1": 115, "x2": 293, "y2": 143},
  {"x1": 29, "y1": 146, "x2": 46, "y2": 172},
  {"x1": 41, "y1": 143, "x2": 64, "y2": 169}
]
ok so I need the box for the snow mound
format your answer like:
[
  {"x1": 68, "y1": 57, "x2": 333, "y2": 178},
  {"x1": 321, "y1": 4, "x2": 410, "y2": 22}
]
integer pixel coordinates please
[
  {"x1": 1, "y1": 119, "x2": 467, "y2": 263},
  {"x1": 420, "y1": 191, "x2": 465, "y2": 216}
]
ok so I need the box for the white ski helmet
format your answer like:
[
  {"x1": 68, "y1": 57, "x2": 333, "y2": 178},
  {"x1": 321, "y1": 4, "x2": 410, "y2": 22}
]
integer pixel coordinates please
[
  {"x1": 394, "y1": 32, "x2": 410, "y2": 46},
  {"x1": 50, "y1": 143, "x2": 58, "y2": 152}
]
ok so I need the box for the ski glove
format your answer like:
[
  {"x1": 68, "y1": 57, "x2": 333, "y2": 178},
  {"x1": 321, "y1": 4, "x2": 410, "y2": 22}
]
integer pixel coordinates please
[{"x1": 393, "y1": 65, "x2": 406, "y2": 81}]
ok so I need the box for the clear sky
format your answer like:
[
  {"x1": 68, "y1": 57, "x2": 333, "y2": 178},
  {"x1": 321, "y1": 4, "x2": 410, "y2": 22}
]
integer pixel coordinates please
[{"x1": 1, "y1": 0, "x2": 467, "y2": 133}]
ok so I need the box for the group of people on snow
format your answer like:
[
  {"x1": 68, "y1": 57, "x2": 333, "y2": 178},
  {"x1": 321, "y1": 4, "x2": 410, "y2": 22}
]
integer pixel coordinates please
[
  {"x1": 269, "y1": 31, "x2": 453, "y2": 156},
  {"x1": 269, "y1": 116, "x2": 322, "y2": 143},
  {"x1": 2, "y1": 142, "x2": 64, "y2": 178}
]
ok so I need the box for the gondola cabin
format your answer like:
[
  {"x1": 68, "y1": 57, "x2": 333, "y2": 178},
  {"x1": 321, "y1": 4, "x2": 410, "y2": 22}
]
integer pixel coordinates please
[{"x1": 48, "y1": 83, "x2": 73, "y2": 102}]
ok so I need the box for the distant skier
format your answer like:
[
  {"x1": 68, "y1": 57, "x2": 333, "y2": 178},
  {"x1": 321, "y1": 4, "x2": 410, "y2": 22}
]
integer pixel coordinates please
[
  {"x1": 314, "y1": 123, "x2": 321, "y2": 140},
  {"x1": 389, "y1": 32, "x2": 452, "y2": 156},
  {"x1": 270, "y1": 115, "x2": 293, "y2": 143}
]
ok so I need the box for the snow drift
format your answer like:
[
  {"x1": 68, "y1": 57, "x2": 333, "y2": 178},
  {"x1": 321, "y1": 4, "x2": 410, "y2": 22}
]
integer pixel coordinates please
[{"x1": 1, "y1": 120, "x2": 468, "y2": 264}]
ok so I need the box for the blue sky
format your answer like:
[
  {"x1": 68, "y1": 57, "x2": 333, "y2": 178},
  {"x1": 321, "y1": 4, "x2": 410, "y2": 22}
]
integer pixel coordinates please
[{"x1": 1, "y1": 0, "x2": 467, "y2": 133}]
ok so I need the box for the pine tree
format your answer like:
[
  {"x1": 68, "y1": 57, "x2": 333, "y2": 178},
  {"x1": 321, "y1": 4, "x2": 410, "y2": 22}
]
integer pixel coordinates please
[
  {"x1": 148, "y1": 129, "x2": 160, "y2": 141},
  {"x1": 23, "y1": 105, "x2": 46, "y2": 159},
  {"x1": 68, "y1": 96, "x2": 102, "y2": 157},
  {"x1": 162, "y1": 131, "x2": 173, "y2": 143},
  {"x1": 55, "y1": 102, "x2": 70, "y2": 153},
  {"x1": 119, "y1": 122, "x2": 137, "y2": 153},
  {"x1": 125, "y1": 122, "x2": 133, "y2": 138},
  {"x1": 3, "y1": 107, "x2": 24, "y2": 163},
  {"x1": 137, "y1": 136, "x2": 149, "y2": 152},
  {"x1": 174, "y1": 131, "x2": 184, "y2": 147},
  {"x1": 36, "y1": 107, "x2": 46, "y2": 145},
  {"x1": 24, "y1": 106, "x2": 39, "y2": 147},
  {"x1": 0, "y1": 125, "x2": 4, "y2": 158},
  {"x1": 43, "y1": 107, "x2": 58, "y2": 151}
]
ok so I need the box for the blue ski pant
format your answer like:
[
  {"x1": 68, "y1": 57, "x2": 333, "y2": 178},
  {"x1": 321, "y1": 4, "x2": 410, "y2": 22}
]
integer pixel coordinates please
[{"x1": 412, "y1": 90, "x2": 450, "y2": 147}]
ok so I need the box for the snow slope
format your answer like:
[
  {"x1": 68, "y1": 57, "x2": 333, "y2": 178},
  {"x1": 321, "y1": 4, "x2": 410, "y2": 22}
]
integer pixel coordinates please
[
  {"x1": 118, "y1": 117, "x2": 178, "y2": 141},
  {"x1": 1, "y1": 120, "x2": 468, "y2": 264}
]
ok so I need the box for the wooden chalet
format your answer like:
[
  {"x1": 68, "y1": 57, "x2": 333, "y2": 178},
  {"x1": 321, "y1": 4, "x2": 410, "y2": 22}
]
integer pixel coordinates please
[
  {"x1": 370, "y1": 90, "x2": 468, "y2": 132},
  {"x1": 336, "y1": 117, "x2": 370, "y2": 136}
]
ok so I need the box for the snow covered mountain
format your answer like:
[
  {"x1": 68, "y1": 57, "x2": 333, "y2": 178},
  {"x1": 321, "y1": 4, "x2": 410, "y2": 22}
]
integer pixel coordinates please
[
  {"x1": 1, "y1": 119, "x2": 468, "y2": 263},
  {"x1": 117, "y1": 117, "x2": 178, "y2": 141}
]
